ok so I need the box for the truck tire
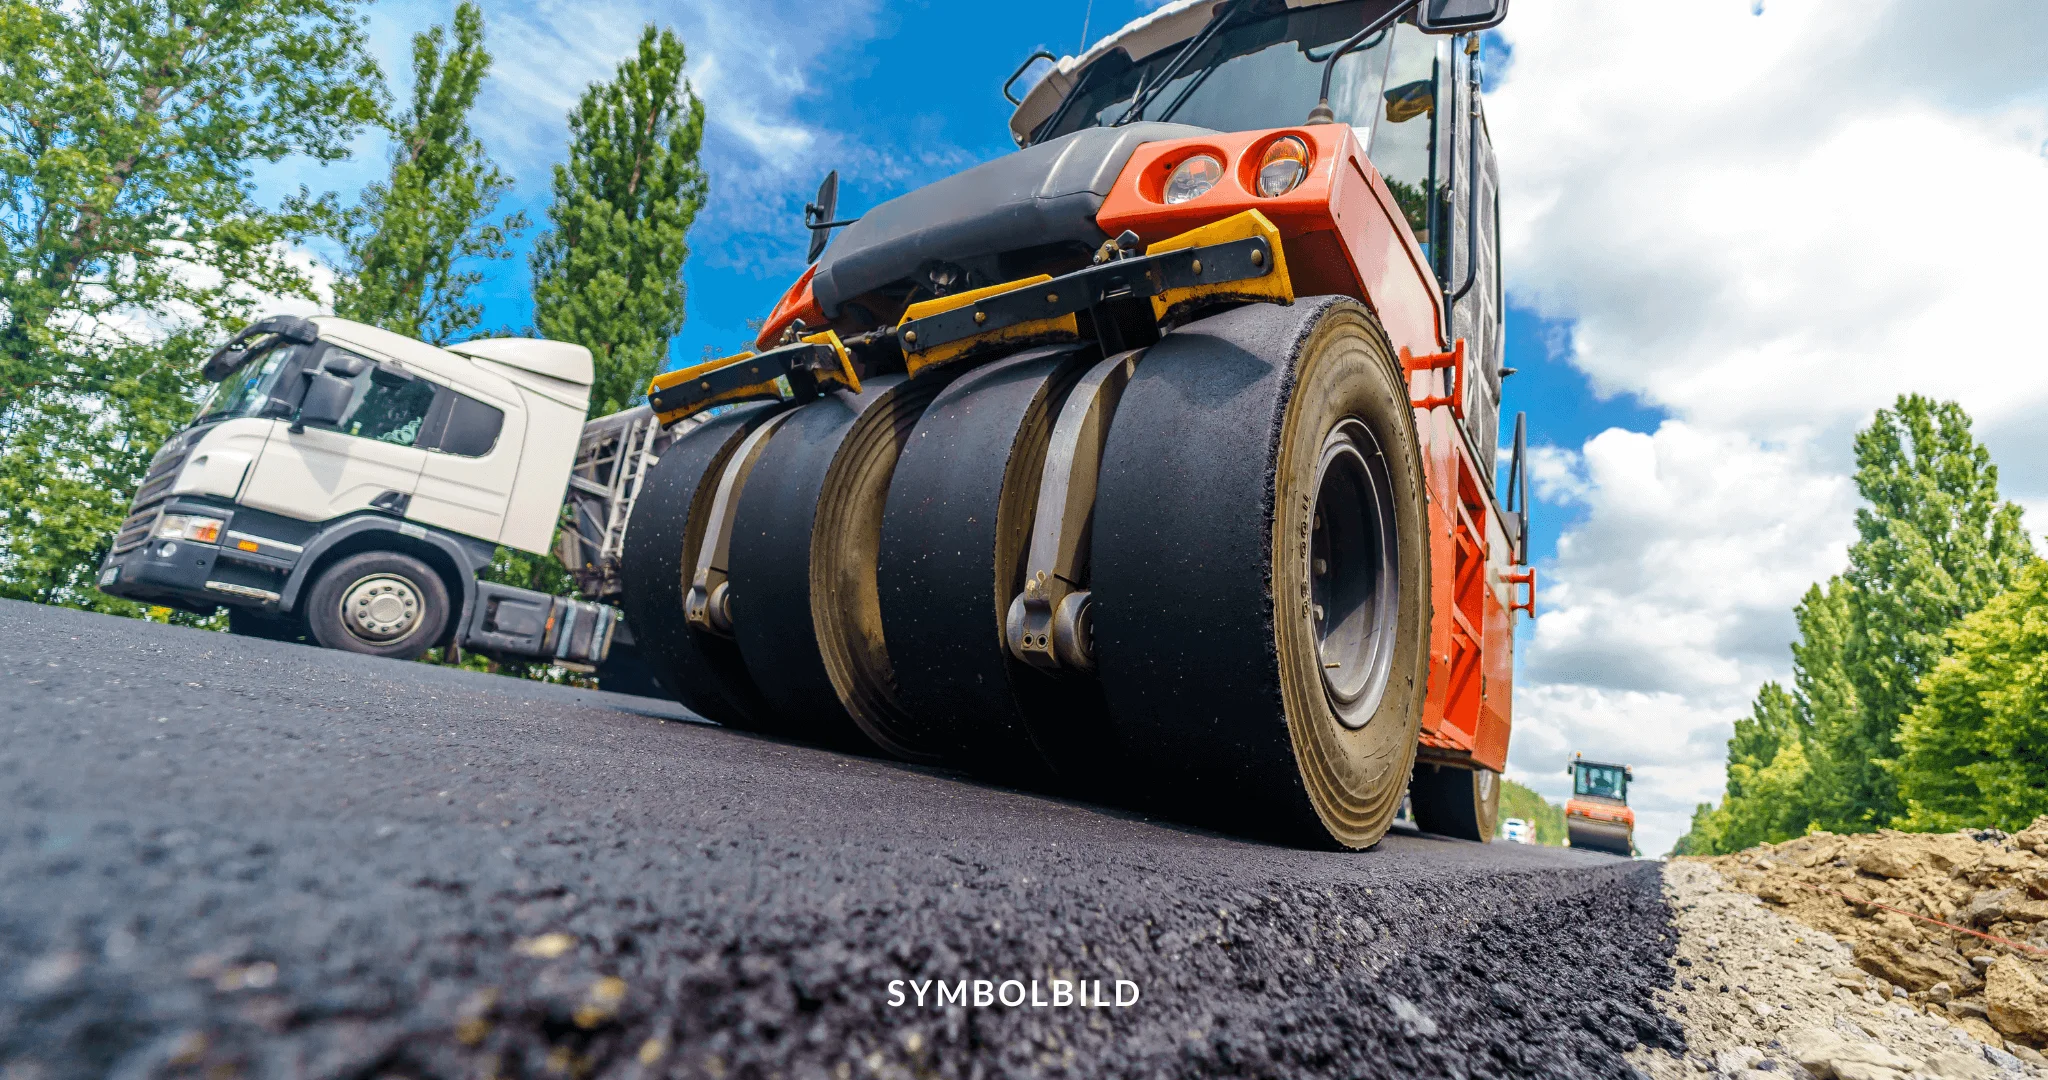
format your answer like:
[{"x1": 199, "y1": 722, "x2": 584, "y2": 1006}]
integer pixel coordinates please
[
  {"x1": 1410, "y1": 763, "x2": 1500, "y2": 842},
  {"x1": 303, "y1": 551, "x2": 450, "y2": 660},
  {"x1": 227, "y1": 606, "x2": 306, "y2": 644},
  {"x1": 1090, "y1": 298, "x2": 1431, "y2": 849}
]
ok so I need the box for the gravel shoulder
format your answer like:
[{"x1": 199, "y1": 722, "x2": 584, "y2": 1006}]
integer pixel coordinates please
[
  {"x1": 1, "y1": 600, "x2": 1680, "y2": 1078},
  {"x1": 1635, "y1": 861, "x2": 2044, "y2": 1080}
]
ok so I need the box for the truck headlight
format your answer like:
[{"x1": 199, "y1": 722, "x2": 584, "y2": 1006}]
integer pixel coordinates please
[
  {"x1": 155, "y1": 513, "x2": 224, "y2": 544},
  {"x1": 1163, "y1": 154, "x2": 1225, "y2": 205}
]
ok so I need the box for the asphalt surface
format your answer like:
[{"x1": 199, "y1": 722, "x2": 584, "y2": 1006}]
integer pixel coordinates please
[{"x1": 0, "y1": 599, "x2": 1681, "y2": 1079}]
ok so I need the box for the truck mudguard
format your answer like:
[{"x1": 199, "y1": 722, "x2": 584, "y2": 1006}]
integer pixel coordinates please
[{"x1": 278, "y1": 513, "x2": 493, "y2": 631}]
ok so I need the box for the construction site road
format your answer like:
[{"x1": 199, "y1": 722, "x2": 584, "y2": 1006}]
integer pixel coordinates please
[{"x1": 0, "y1": 599, "x2": 1681, "y2": 1079}]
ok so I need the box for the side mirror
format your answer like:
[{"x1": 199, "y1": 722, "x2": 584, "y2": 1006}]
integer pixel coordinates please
[
  {"x1": 1003, "y1": 49, "x2": 1058, "y2": 106},
  {"x1": 804, "y1": 170, "x2": 841, "y2": 265},
  {"x1": 293, "y1": 371, "x2": 354, "y2": 433},
  {"x1": 323, "y1": 350, "x2": 371, "y2": 378},
  {"x1": 1416, "y1": 0, "x2": 1508, "y2": 34}
]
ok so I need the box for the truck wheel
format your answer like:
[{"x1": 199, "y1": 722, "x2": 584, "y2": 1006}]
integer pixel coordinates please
[
  {"x1": 227, "y1": 607, "x2": 305, "y2": 644},
  {"x1": 1090, "y1": 298, "x2": 1431, "y2": 848},
  {"x1": 1410, "y1": 763, "x2": 1500, "y2": 842},
  {"x1": 303, "y1": 551, "x2": 450, "y2": 660}
]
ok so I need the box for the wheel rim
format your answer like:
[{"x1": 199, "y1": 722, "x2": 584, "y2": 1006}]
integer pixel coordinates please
[
  {"x1": 1310, "y1": 417, "x2": 1400, "y2": 728},
  {"x1": 339, "y1": 573, "x2": 423, "y2": 644}
]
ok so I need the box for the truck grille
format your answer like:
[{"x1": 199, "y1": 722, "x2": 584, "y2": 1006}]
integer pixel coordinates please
[{"x1": 111, "y1": 437, "x2": 193, "y2": 554}]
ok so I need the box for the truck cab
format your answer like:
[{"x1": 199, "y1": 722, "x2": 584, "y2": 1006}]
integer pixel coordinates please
[{"x1": 99, "y1": 315, "x2": 617, "y2": 666}]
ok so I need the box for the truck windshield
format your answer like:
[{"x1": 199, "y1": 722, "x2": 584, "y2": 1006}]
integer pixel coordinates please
[
  {"x1": 1035, "y1": 1, "x2": 1438, "y2": 236},
  {"x1": 1574, "y1": 765, "x2": 1628, "y2": 802},
  {"x1": 194, "y1": 341, "x2": 310, "y2": 424}
]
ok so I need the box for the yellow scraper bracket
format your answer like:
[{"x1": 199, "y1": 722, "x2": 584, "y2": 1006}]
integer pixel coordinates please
[
  {"x1": 896, "y1": 274, "x2": 1081, "y2": 375},
  {"x1": 647, "y1": 330, "x2": 860, "y2": 426},
  {"x1": 893, "y1": 210, "x2": 1293, "y2": 375},
  {"x1": 1144, "y1": 209, "x2": 1293, "y2": 322}
]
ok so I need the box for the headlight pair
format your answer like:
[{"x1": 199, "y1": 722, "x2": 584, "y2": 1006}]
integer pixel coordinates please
[{"x1": 1161, "y1": 136, "x2": 1312, "y2": 205}]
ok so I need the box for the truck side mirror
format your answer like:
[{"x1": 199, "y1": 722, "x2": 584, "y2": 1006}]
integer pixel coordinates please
[
  {"x1": 1416, "y1": 0, "x2": 1509, "y2": 34},
  {"x1": 293, "y1": 371, "x2": 354, "y2": 433}
]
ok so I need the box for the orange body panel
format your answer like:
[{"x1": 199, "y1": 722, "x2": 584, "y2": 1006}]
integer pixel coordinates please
[
  {"x1": 1095, "y1": 125, "x2": 1446, "y2": 357},
  {"x1": 1565, "y1": 799, "x2": 1636, "y2": 830},
  {"x1": 756, "y1": 263, "x2": 827, "y2": 351}
]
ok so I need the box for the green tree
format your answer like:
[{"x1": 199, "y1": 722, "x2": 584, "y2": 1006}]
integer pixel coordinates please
[
  {"x1": 1497, "y1": 777, "x2": 1566, "y2": 845},
  {"x1": 1895, "y1": 559, "x2": 2048, "y2": 832},
  {"x1": 331, "y1": 2, "x2": 523, "y2": 343},
  {"x1": 1837, "y1": 395, "x2": 2033, "y2": 827},
  {"x1": 0, "y1": 0, "x2": 382, "y2": 607},
  {"x1": 531, "y1": 24, "x2": 707, "y2": 417},
  {"x1": 1675, "y1": 683, "x2": 1814, "y2": 855},
  {"x1": 1791, "y1": 578, "x2": 1865, "y2": 833}
]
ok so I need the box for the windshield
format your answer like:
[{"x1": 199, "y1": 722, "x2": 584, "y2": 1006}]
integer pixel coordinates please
[
  {"x1": 1574, "y1": 765, "x2": 1628, "y2": 802},
  {"x1": 194, "y1": 340, "x2": 310, "y2": 424},
  {"x1": 1035, "y1": 1, "x2": 1440, "y2": 236}
]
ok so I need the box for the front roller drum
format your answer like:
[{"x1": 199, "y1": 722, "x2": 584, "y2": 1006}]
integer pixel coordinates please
[
  {"x1": 1409, "y1": 763, "x2": 1500, "y2": 842},
  {"x1": 1090, "y1": 298, "x2": 1432, "y2": 849}
]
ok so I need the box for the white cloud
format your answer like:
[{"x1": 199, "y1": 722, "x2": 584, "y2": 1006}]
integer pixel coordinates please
[{"x1": 1490, "y1": 0, "x2": 2048, "y2": 855}]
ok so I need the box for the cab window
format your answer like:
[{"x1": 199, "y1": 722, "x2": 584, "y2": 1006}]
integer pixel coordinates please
[
  {"x1": 1366, "y1": 23, "x2": 1439, "y2": 243},
  {"x1": 1574, "y1": 765, "x2": 1627, "y2": 801},
  {"x1": 325, "y1": 349, "x2": 437, "y2": 447}
]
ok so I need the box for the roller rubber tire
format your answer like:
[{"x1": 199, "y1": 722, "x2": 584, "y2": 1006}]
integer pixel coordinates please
[
  {"x1": 1090, "y1": 298, "x2": 1431, "y2": 849},
  {"x1": 617, "y1": 406, "x2": 783, "y2": 729},
  {"x1": 303, "y1": 551, "x2": 450, "y2": 661},
  {"x1": 727, "y1": 375, "x2": 951, "y2": 757},
  {"x1": 1409, "y1": 764, "x2": 1500, "y2": 842},
  {"x1": 877, "y1": 345, "x2": 1112, "y2": 783}
]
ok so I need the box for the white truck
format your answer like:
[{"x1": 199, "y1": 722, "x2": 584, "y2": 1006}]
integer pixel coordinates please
[{"x1": 97, "y1": 314, "x2": 665, "y2": 677}]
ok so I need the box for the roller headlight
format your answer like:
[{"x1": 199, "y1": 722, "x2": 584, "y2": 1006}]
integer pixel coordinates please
[
  {"x1": 154, "y1": 513, "x2": 224, "y2": 544},
  {"x1": 1163, "y1": 154, "x2": 1225, "y2": 205},
  {"x1": 1256, "y1": 136, "x2": 1310, "y2": 198}
]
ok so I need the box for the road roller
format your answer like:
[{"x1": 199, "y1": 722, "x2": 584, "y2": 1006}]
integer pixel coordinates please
[
  {"x1": 1565, "y1": 754, "x2": 1637, "y2": 857},
  {"x1": 622, "y1": 0, "x2": 1532, "y2": 849}
]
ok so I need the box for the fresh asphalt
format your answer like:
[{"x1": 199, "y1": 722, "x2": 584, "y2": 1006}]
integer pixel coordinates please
[{"x1": 0, "y1": 599, "x2": 1680, "y2": 1078}]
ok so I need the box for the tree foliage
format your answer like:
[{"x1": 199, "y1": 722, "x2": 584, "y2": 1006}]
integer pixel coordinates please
[
  {"x1": 530, "y1": 24, "x2": 707, "y2": 417},
  {"x1": 1894, "y1": 560, "x2": 2048, "y2": 832},
  {"x1": 1498, "y1": 777, "x2": 1566, "y2": 845},
  {"x1": 1835, "y1": 395, "x2": 2034, "y2": 826},
  {"x1": 1676, "y1": 396, "x2": 2035, "y2": 854},
  {"x1": 330, "y1": 2, "x2": 522, "y2": 344},
  {"x1": 0, "y1": 0, "x2": 381, "y2": 607}
]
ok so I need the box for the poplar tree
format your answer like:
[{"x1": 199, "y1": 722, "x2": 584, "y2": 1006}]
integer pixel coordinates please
[
  {"x1": 332, "y1": 2, "x2": 522, "y2": 343},
  {"x1": 1836, "y1": 395, "x2": 2033, "y2": 827},
  {"x1": 0, "y1": 0, "x2": 382, "y2": 607},
  {"x1": 530, "y1": 25, "x2": 708, "y2": 417}
]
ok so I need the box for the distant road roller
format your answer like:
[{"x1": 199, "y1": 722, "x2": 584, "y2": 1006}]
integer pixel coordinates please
[{"x1": 624, "y1": 0, "x2": 1532, "y2": 849}]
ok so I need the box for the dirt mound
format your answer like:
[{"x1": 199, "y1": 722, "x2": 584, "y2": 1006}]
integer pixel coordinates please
[{"x1": 1695, "y1": 818, "x2": 2048, "y2": 1060}]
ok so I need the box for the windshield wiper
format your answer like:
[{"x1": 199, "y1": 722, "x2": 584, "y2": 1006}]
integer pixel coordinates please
[{"x1": 1112, "y1": 0, "x2": 1249, "y2": 127}]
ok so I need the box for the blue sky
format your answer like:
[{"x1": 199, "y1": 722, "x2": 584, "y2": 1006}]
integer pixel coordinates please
[
  {"x1": 261, "y1": 1, "x2": 2048, "y2": 854},
  {"x1": 272, "y1": 0, "x2": 1644, "y2": 568}
]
